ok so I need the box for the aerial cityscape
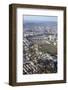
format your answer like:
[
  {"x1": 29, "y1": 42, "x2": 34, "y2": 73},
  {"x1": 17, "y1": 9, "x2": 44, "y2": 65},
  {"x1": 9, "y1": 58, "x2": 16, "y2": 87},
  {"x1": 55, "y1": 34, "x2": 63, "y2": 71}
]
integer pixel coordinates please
[{"x1": 23, "y1": 15, "x2": 57, "y2": 75}]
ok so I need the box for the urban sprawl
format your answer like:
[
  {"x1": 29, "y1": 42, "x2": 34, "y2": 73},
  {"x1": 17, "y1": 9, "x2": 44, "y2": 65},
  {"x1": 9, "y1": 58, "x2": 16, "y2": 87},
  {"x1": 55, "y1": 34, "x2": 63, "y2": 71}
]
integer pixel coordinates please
[{"x1": 23, "y1": 22, "x2": 57, "y2": 74}]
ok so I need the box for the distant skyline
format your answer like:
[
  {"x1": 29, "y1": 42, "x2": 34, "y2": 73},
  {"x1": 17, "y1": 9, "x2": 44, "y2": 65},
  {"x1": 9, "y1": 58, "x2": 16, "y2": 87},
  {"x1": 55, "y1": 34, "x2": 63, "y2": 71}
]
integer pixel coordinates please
[{"x1": 23, "y1": 15, "x2": 57, "y2": 22}]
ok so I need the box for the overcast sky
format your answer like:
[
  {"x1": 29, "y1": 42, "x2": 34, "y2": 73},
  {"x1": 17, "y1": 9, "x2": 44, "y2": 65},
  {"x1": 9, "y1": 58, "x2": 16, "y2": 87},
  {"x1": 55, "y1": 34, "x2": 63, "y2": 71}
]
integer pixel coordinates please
[{"x1": 23, "y1": 15, "x2": 57, "y2": 22}]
